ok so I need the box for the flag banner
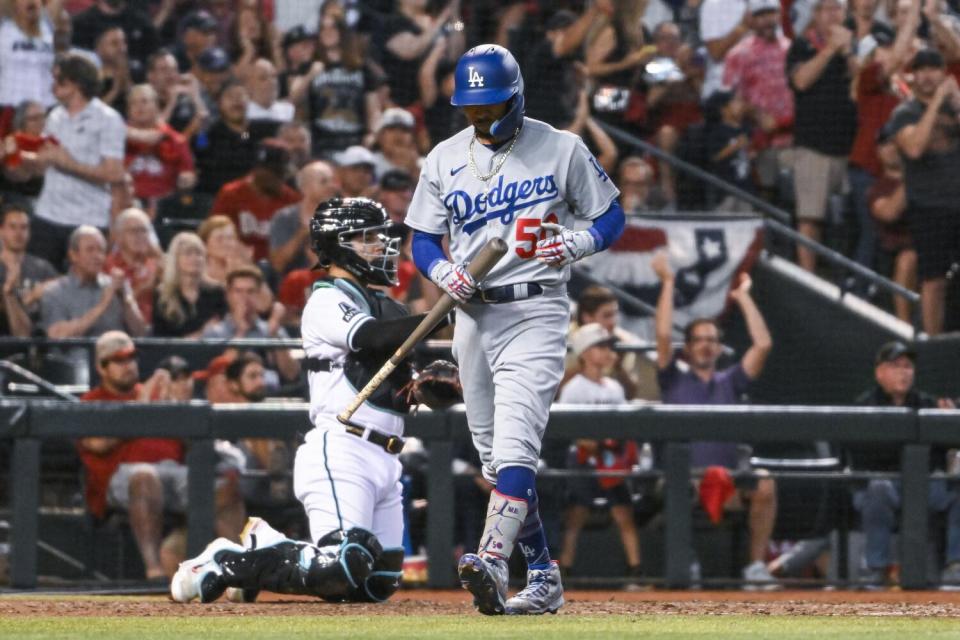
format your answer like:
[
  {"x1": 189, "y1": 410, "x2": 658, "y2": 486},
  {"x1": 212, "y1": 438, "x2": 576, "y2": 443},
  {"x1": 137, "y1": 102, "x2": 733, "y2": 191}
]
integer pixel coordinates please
[{"x1": 582, "y1": 213, "x2": 765, "y2": 327}]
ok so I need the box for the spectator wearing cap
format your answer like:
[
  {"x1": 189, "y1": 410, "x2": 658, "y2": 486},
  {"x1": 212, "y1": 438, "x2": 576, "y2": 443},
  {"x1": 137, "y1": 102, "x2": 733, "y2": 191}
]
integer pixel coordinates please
[
  {"x1": 95, "y1": 26, "x2": 130, "y2": 115},
  {"x1": 888, "y1": 48, "x2": 960, "y2": 335},
  {"x1": 378, "y1": 169, "x2": 415, "y2": 227},
  {"x1": 125, "y1": 84, "x2": 196, "y2": 215},
  {"x1": 71, "y1": 0, "x2": 158, "y2": 82},
  {"x1": 787, "y1": 0, "x2": 858, "y2": 273},
  {"x1": 193, "y1": 78, "x2": 278, "y2": 195},
  {"x1": 104, "y1": 207, "x2": 161, "y2": 323},
  {"x1": 850, "y1": 340, "x2": 959, "y2": 588},
  {"x1": 171, "y1": 10, "x2": 219, "y2": 74},
  {"x1": 279, "y1": 25, "x2": 316, "y2": 99},
  {"x1": 290, "y1": 12, "x2": 384, "y2": 156},
  {"x1": 653, "y1": 254, "x2": 778, "y2": 588},
  {"x1": 556, "y1": 322, "x2": 644, "y2": 585},
  {"x1": 21, "y1": 53, "x2": 126, "y2": 271},
  {"x1": 145, "y1": 50, "x2": 207, "y2": 139},
  {"x1": 153, "y1": 231, "x2": 226, "y2": 338},
  {"x1": 202, "y1": 265, "x2": 300, "y2": 383},
  {"x1": 334, "y1": 144, "x2": 376, "y2": 198},
  {"x1": 246, "y1": 58, "x2": 294, "y2": 124},
  {"x1": 194, "y1": 47, "x2": 233, "y2": 119},
  {"x1": 722, "y1": 0, "x2": 795, "y2": 200},
  {"x1": 154, "y1": 355, "x2": 195, "y2": 402},
  {"x1": 868, "y1": 124, "x2": 916, "y2": 323},
  {"x1": 78, "y1": 330, "x2": 245, "y2": 579},
  {"x1": 210, "y1": 139, "x2": 301, "y2": 262},
  {"x1": 524, "y1": 9, "x2": 600, "y2": 130},
  {"x1": 269, "y1": 160, "x2": 338, "y2": 276},
  {"x1": 371, "y1": 107, "x2": 420, "y2": 180},
  {"x1": 196, "y1": 351, "x2": 238, "y2": 404}
]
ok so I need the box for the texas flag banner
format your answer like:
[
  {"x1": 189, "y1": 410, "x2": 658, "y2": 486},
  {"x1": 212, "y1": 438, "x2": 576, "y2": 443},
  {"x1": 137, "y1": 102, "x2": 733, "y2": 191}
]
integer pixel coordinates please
[{"x1": 582, "y1": 213, "x2": 765, "y2": 327}]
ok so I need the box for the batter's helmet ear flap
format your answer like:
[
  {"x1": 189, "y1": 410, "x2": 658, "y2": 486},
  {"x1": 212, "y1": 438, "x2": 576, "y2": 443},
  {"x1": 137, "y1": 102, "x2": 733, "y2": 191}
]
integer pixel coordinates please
[{"x1": 489, "y1": 90, "x2": 525, "y2": 141}]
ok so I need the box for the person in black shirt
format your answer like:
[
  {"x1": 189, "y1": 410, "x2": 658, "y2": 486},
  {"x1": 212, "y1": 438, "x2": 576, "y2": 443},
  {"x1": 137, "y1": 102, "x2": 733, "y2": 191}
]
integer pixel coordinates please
[
  {"x1": 704, "y1": 89, "x2": 753, "y2": 210},
  {"x1": 153, "y1": 231, "x2": 226, "y2": 338},
  {"x1": 888, "y1": 49, "x2": 960, "y2": 336},
  {"x1": 850, "y1": 341, "x2": 959, "y2": 588},
  {"x1": 71, "y1": 0, "x2": 158, "y2": 83},
  {"x1": 524, "y1": 10, "x2": 587, "y2": 130},
  {"x1": 170, "y1": 10, "x2": 218, "y2": 74},
  {"x1": 192, "y1": 79, "x2": 277, "y2": 195},
  {"x1": 786, "y1": 0, "x2": 858, "y2": 272},
  {"x1": 146, "y1": 50, "x2": 205, "y2": 138}
]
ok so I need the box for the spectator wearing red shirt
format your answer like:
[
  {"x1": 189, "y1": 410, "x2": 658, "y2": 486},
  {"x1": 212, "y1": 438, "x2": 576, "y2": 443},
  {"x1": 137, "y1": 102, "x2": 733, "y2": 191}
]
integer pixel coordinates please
[
  {"x1": 77, "y1": 331, "x2": 245, "y2": 580},
  {"x1": 723, "y1": 0, "x2": 795, "y2": 195},
  {"x1": 847, "y1": 13, "x2": 917, "y2": 272},
  {"x1": 125, "y1": 84, "x2": 196, "y2": 217},
  {"x1": 210, "y1": 139, "x2": 301, "y2": 263},
  {"x1": 104, "y1": 208, "x2": 161, "y2": 322}
]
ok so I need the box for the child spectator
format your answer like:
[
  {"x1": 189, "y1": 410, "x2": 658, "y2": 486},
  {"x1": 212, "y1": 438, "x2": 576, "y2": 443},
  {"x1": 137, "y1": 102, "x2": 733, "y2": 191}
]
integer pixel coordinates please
[{"x1": 705, "y1": 90, "x2": 754, "y2": 210}]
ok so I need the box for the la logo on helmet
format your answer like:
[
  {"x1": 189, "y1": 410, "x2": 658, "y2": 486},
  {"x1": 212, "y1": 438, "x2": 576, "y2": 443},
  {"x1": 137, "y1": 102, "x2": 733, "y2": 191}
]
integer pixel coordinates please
[{"x1": 468, "y1": 67, "x2": 484, "y2": 88}]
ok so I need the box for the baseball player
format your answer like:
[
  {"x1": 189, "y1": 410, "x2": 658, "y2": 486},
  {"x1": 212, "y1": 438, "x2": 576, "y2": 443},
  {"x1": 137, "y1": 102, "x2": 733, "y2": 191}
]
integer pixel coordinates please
[
  {"x1": 406, "y1": 44, "x2": 625, "y2": 615},
  {"x1": 171, "y1": 197, "x2": 436, "y2": 604}
]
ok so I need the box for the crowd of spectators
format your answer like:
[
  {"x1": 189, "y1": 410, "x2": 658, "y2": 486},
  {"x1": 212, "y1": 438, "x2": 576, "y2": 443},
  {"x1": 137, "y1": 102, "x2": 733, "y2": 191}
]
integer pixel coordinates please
[{"x1": 0, "y1": 0, "x2": 957, "y2": 589}]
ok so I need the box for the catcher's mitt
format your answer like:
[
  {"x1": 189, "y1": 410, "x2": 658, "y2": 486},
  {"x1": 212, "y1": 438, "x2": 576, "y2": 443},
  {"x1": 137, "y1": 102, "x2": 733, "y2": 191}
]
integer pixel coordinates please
[{"x1": 399, "y1": 360, "x2": 463, "y2": 410}]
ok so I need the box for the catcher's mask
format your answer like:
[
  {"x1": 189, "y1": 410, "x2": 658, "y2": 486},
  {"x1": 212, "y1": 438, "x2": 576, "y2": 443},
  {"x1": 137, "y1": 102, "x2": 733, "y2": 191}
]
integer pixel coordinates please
[{"x1": 310, "y1": 197, "x2": 400, "y2": 287}]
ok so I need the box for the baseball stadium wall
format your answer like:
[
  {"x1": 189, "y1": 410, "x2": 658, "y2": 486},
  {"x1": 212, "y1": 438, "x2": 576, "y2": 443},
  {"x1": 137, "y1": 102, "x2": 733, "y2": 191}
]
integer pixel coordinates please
[{"x1": 4, "y1": 401, "x2": 960, "y2": 590}]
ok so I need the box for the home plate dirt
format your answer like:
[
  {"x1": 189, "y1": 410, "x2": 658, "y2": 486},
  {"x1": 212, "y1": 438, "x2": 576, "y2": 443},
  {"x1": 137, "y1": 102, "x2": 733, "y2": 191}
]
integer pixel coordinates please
[{"x1": 2, "y1": 590, "x2": 960, "y2": 617}]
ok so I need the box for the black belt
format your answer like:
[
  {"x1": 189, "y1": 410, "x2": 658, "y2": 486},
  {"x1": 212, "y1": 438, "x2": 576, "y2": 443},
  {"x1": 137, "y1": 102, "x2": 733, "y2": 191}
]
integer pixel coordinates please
[
  {"x1": 470, "y1": 282, "x2": 543, "y2": 304},
  {"x1": 304, "y1": 358, "x2": 340, "y2": 372},
  {"x1": 343, "y1": 424, "x2": 405, "y2": 455}
]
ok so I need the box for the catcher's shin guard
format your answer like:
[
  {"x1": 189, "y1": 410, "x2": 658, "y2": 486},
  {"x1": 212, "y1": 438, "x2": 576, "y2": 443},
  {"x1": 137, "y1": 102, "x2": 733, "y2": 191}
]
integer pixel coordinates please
[
  {"x1": 309, "y1": 527, "x2": 382, "y2": 601},
  {"x1": 217, "y1": 541, "x2": 314, "y2": 595},
  {"x1": 358, "y1": 548, "x2": 404, "y2": 602}
]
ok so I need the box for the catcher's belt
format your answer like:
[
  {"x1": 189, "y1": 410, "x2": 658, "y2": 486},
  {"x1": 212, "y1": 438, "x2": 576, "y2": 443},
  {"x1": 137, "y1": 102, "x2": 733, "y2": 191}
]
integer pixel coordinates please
[
  {"x1": 470, "y1": 282, "x2": 543, "y2": 304},
  {"x1": 342, "y1": 423, "x2": 406, "y2": 455}
]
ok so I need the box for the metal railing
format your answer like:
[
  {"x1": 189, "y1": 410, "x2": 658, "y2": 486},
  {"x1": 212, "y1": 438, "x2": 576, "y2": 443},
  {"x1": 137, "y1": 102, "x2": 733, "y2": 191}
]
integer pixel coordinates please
[
  {"x1": 4, "y1": 401, "x2": 959, "y2": 590},
  {"x1": 597, "y1": 122, "x2": 922, "y2": 327}
]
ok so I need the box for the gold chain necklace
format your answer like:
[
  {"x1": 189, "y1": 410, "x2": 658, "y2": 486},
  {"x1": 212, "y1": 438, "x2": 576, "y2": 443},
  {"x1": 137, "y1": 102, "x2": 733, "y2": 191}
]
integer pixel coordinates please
[{"x1": 468, "y1": 128, "x2": 520, "y2": 185}]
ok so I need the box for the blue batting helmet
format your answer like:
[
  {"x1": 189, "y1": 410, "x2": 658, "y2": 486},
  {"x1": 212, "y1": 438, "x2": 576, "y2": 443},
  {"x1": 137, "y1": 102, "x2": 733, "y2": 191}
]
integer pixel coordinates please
[{"x1": 451, "y1": 44, "x2": 525, "y2": 141}]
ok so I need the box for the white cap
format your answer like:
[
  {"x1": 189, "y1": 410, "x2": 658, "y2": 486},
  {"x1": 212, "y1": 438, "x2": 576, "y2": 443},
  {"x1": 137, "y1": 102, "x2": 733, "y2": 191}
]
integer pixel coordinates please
[
  {"x1": 748, "y1": 0, "x2": 780, "y2": 13},
  {"x1": 376, "y1": 107, "x2": 415, "y2": 133},
  {"x1": 335, "y1": 145, "x2": 376, "y2": 168},
  {"x1": 570, "y1": 323, "x2": 616, "y2": 358}
]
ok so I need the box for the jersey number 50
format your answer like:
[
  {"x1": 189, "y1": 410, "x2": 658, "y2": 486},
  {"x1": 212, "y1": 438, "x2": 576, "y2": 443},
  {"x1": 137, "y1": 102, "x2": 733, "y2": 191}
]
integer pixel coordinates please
[{"x1": 514, "y1": 213, "x2": 559, "y2": 259}]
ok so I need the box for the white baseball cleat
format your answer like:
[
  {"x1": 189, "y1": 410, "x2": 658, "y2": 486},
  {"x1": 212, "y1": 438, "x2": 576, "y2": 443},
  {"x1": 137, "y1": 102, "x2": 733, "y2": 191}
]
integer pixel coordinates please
[
  {"x1": 458, "y1": 553, "x2": 508, "y2": 615},
  {"x1": 170, "y1": 537, "x2": 244, "y2": 603},
  {"x1": 504, "y1": 561, "x2": 564, "y2": 615}
]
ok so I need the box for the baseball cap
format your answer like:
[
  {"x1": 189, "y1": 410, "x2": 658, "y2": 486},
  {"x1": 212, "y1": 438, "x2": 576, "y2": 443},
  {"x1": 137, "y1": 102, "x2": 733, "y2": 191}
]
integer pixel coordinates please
[
  {"x1": 283, "y1": 25, "x2": 314, "y2": 49},
  {"x1": 182, "y1": 10, "x2": 218, "y2": 33},
  {"x1": 255, "y1": 138, "x2": 290, "y2": 176},
  {"x1": 545, "y1": 10, "x2": 577, "y2": 31},
  {"x1": 155, "y1": 355, "x2": 191, "y2": 380},
  {"x1": 376, "y1": 107, "x2": 415, "y2": 133},
  {"x1": 193, "y1": 353, "x2": 235, "y2": 381},
  {"x1": 748, "y1": 0, "x2": 779, "y2": 14},
  {"x1": 198, "y1": 47, "x2": 231, "y2": 73},
  {"x1": 911, "y1": 48, "x2": 945, "y2": 71},
  {"x1": 875, "y1": 341, "x2": 916, "y2": 365},
  {"x1": 335, "y1": 145, "x2": 376, "y2": 168},
  {"x1": 570, "y1": 323, "x2": 616, "y2": 358},
  {"x1": 95, "y1": 330, "x2": 136, "y2": 364},
  {"x1": 380, "y1": 169, "x2": 414, "y2": 191}
]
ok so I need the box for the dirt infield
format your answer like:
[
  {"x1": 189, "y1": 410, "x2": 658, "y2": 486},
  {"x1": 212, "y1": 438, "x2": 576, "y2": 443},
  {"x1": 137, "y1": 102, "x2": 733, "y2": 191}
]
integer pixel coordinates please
[{"x1": 2, "y1": 590, "x2": 960, "y2": 618}]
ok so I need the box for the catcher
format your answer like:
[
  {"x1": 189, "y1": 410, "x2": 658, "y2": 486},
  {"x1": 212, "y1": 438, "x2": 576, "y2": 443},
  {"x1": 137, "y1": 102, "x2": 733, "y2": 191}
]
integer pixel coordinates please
[{"x1": 171, "y1": 197, "x2": 460, "y2": 604}]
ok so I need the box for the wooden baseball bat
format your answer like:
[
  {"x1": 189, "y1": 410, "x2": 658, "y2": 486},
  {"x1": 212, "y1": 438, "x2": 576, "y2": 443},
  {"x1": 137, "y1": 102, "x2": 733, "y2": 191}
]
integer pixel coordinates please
[{"x1": 337, "y1": 237, "x2": 508, "y2": 425}]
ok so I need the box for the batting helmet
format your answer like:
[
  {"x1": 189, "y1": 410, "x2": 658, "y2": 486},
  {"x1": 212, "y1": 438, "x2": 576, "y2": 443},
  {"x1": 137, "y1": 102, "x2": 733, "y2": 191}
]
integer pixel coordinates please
[
  {"x1": 310, "y1": 197, "x2": 400, "y2": 287},
  {"x1": 451, "y1": 44, "x2": 525, "y2": 142}
]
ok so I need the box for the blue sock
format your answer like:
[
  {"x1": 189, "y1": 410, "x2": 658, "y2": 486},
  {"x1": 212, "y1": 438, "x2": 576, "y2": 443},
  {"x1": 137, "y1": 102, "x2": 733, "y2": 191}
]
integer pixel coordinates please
[{"x1": 496, "y1": 466, "x2": 552, "y2": 571}]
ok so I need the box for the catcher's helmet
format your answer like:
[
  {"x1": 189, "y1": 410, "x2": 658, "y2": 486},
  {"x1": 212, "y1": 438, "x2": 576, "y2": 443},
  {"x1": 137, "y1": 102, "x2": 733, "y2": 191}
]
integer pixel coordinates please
[
  {"x1": 310, "y1": 197, "x2": 400, "y2": 287},
  {"x1": 451, "y1": 44, "x2": 525, "y2": 142}
]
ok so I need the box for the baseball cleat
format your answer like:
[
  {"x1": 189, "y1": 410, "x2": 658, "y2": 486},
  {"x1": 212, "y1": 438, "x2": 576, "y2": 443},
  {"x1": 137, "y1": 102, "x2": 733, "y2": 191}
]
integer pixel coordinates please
[
  {"x1": 170, "y1": 537, "x2": 244, "y2": 603},
  {"x1": 239, "y1": 516, "x2": 289, "y2": 550},
  {"x1": 458, "y1": 553, "x2": 508, "y2": 616},
  {"x1": 505, "y1": 561, "x2": 564, "y2": 615}
]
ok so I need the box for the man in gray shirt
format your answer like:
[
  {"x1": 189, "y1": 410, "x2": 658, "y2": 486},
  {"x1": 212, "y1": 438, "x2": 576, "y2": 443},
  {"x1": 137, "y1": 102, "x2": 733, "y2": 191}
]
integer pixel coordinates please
[
  {"x1": 40, "y1": 226, "x2": 146, "y2": 351},
  {"x1": 0, "y1": 203, "x2": 59, "y2": 337},
  {"x1": 268, "y1": 160, "x2": 338, "y2": 276}
]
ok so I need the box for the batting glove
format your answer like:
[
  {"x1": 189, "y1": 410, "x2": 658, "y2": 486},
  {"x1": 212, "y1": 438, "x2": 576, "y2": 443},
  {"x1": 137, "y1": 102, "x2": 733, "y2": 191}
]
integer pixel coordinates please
[
  {"x1": 535, "y1": 223, "x2": 597, "y2": 267},
  {"x1": 429, "y1": 260, "x2": 477, "y2": 304}
]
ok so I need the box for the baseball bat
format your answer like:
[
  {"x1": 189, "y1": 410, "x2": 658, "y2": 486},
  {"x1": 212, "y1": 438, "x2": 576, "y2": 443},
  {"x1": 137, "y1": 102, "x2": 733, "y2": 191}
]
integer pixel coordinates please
[{"x1": 337, "y1": 237, "x2": 508, "y2": 425}]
